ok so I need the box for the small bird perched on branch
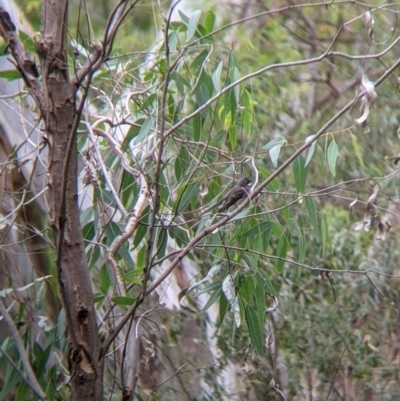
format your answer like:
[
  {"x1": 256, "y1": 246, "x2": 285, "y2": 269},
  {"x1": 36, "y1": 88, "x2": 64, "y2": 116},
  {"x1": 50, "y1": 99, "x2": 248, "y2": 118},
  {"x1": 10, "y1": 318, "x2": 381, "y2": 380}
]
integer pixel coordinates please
[{"x1": 217, "y1": 177, "x2": 252, "y2": 212}]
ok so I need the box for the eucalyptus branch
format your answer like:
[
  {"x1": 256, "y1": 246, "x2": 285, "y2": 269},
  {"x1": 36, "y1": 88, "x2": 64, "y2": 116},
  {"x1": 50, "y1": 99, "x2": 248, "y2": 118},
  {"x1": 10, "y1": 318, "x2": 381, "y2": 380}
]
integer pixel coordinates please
[
  {"x1": 72, "y1": 0, "x2": 141, "y2": 85},
  {"x1": 85, "y1": 122, "x2": 128, "y2": 219},
  {"x1": 0, "y1": 299, "x2": 47, "y2": 400},
  {"x1": 162, "y1": 26, "x2": 400, "y2": 148},
  {"x1": 324, "y1": 342, "x2": 349, "y2": 401},
  {"x1": 141, "y1": 1, "x2": 180, "y2": 297},
  {"x1": 93, "y1": 127, "x2": 140, "y2": 178},
  {"x1": 197, "y1": 245, "x2": 400, "y2": 279},
  {"x1": 91, "y1": 125, "x2": 147, "y2": 295},
  {"x1": 162, "y1": 52, "x2": 346, "y2": 143},
  {"x1": 186, "y1": 1, "x2": 357, "y2": 51},
  {"x1": 173, "y1": 136, "x2": 234, "y2": 159},
  {"x1": 365, "y1": 273, "x2": 400, "y2": 309},
  {"x1": 107, "y1": 174, "x2": 149, "y2": 296},
  {"x1": 0, "y1": 10, "x2": 42, "y2": 105},
  {"x1": 55, "y1": 76, "x2": 91, "y2": 281},
  {"x1": 144, "y1": 56, "x2": 400, "y2": 298},
  {"x1": 227, "y1": 167, "x2": 400, "y2": 222},
  {"x1": 144, "y1": 361, "x2": 190, "y2": 401}
]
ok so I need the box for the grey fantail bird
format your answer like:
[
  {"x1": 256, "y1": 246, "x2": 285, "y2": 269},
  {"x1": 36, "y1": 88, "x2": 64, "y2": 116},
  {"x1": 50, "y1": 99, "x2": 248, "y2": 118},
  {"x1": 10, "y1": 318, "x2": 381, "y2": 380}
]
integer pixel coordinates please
[{"x1": 217, "y1": 177, "x2": 252, "y2": 212}]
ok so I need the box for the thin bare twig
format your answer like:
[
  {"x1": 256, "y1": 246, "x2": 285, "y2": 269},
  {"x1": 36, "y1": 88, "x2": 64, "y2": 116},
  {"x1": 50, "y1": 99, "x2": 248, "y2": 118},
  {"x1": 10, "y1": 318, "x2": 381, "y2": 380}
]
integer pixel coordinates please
[
  {"x1": 91, "y1": 125, "x2": 147, "y2": 296},
  {"x1": 107, "y1": 174, "x2": 149, "y2": 296},
  {"x1": 324, "y1": 342, "x2": 349, "y2": 401},
  {"x1": 365, "y1": 273, "x2": 400, "y2": 309},
  {"x1": 141, "y1": 0, "x2": 181, "y2": 295},
  {"x1": 85, "y1": 121, "x2": 128, "y2": 218}
]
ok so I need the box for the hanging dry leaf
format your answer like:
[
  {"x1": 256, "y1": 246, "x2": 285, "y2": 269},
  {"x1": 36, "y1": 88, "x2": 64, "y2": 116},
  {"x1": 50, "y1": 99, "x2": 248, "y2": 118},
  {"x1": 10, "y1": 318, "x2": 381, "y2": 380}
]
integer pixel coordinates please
[
  {"x1": 264, "y1": 295, "x2": 278, "y2": 313},
  {"x1": 178, "y1": 287, "x2": 196, "y2": 313},
  {"x1": 349, "y1": 198, "x2": 358, "y2": 214},
  {"x1": 141, "y1": 336, "x2": 156, "y2": 364},
  {"x1": 363, "y1": 11, "x2": 375, "y2": 39},
  {"x1": 319, "y1": 270, "x2": 332, "y2": 280},
  {"x1": 385, "y1": 154, "x2": 400, "y2": 165},
  {"x1": 377, "y1": 216, "x2": 392, "y2": 241},
  {"x1": 199, "y1": 183, "x2": 208, "y2": 199},
  {"x1": 354, "y1": 72, "x2": 377, "y2": 132},
  {"x1": 241, "y1": 361, "x2": 251, "y2": 373},
  {"x1": 266, "y1": 332, "x2": 273, "y2": 348},
  {"x1": 354, "y1": 185, "x2": 379, "y2": 232},
  {"x1": 367, "y1": 185, "x2": 379, "y2": 206}
]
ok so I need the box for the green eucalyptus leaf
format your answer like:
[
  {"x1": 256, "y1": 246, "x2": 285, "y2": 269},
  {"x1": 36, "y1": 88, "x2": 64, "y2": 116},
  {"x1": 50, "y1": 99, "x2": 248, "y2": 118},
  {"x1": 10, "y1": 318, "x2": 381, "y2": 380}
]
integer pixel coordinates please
[
  {"x1": 178, "y1": 9, "x2": 189, "y2": 24},
  {"x1": 204, "y1": 10, "x2": 216, "y2": 33},
  {"x1": 192, "y1": 112, "x2": 201, "y2": 141},
  {"x1": 293, "y1": 155, "x2": 307, "y2": 193},
  {"x1": 327, "y1": 138, "x2": 338, "y2": 177},
  {"x1": 175, "y1": 182, "x2": 199, "y2": 211},
  {"x1": 298, "y1": 234, "x2": 306, "y2": 264},
  {"x1": 245, "y1": 305, "x2": 264, "y2": 355},
  {"x1": 200, "y1": 288, "x2": 222, "y2": 314},
  {"x1": 99, "y1": 264, "x2": 112, "y2": 294},
  {"x1": 0, "y1": 70, "x2": 20, "y2": 81},
  {"x1": 351, "y1": 134, "x2": 366, "y2": 169},
  {"x1": 238, "y1": 275, "x2": 252, "y2": 305},
  {"x1": 321, "y1": 215, "x2": 329, "y2": 257},
  {"x1": 232, "y1": 67, "x2": 240, "y2": 103},
  {"x1": 0, "y1": 359, "x2": 20, "y2": 400},
  {"x1": 263, "y1": 136, "x2": 286, "y2": 150},
  {"x1": 276, "y1": 231, "x2": 290, "y2": 273},
  {"x1": 19, "y1": 30, "x2": 36, "y2": 53},
  {"x1": 212, "y1": 61, "x2": 223, "y2": 94},
  {"x1": 304, "y1": 196, "x2": 318, "y2": 236},
  {"x1": 136, "y1": 115, "x2": 154, "y2": 142},
  {"x1": 112, "y1": 296, "x2": 135, "y2": 306},
  {"x1": 305, "y1": 135, "x2": 317, "y2": 166},
  {"x1": 187, "y1": 10, "x2": 201, "y2": 42},
  {"x1": 229, "y1": 124, "x2": 237, "y2": 150},
  {"x1": 255, "y1": 283, "x2": 266, "y2": 326},
  {"x1": 256, "y1": 270, "x2": 276, "y2": 296},
  {"x1": 15, "y1": 382, "x2": 28, "y2": 401},
  {"x1": 243, "y1": 220, "x2": 272, "y2": 237}
]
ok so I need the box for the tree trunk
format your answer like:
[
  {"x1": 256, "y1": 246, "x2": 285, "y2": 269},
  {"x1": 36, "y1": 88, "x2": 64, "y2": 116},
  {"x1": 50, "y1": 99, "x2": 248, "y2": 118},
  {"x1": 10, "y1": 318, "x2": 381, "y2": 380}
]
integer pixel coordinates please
[
  {"x1": 1, "y1": 0, "x2": 105, "y2": 398},
  {"x1": 37, "y1": 1, "x2": 103, "y2": 399}
]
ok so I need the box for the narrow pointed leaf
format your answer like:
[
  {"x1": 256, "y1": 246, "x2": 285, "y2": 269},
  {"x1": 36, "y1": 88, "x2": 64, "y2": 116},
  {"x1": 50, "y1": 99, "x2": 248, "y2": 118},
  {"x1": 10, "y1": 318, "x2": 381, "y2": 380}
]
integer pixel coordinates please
[
  {"x1": 305, "y1": 135, "x2": 317, "y2": 167},
  {"x1": 232, "y1": 67, "x2": 240, "y2": 103},
  {"x1": 351, "y1": 134, "x2": 366, "y2": 168},
  {"x1": 245, "y1": 305, "x2": 264, "y2": 355},
  {"x1": 327, "y1": 138, "x2": 339, "y2": 177},
  {"x1": 276, "y1": 232, "x2": 290, "y2": 273},
  {"x1": 186, "y1": 10, "x2": 201, "y2": 42},
  {"x1": 298, "y1": 234, "x2": 306, "y2": 263},
  {"x1": 204, "y1": 10, "x2": 216, "y2": 33},
  {"x1": 293, "y1": 155, "x2": 307, "y2": 193},
  {"x1": 305, "y1": 197, "x2": 318, "y2": 236},
  {"x1": 256, "y1": 270, "x2": 276, "y2": 296},
  {"x1": 222, "y1": 274, "x2": 241, "y2": 327},
  {"x1": 263, "y1": 136, "x2": 286, "y2": 150},
  {"x1": 321, "y1": 216, "x2": 328, "y2": 257},
  {"x1": 212, "y1": 61, "x2": 223, "y2": 94},
  {"x1": 269, "y1": 144, "x2": 282, "y2": 168}
]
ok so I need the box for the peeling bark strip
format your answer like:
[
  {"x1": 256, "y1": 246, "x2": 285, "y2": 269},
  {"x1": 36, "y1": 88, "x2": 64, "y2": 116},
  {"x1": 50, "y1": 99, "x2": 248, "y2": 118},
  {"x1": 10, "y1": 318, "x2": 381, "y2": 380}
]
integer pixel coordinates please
[{"x1": 0, "y1": 4, "x2": 103, "y2": 400}]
